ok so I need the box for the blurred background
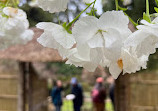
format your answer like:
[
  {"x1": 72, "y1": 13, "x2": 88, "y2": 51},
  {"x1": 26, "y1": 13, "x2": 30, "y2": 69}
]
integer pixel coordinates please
[{"x1": 0, "y1": 0, "x2": 158, "y2": 111}]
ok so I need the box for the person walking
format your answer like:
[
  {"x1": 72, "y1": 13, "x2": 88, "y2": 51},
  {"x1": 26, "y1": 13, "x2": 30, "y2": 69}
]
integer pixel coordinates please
[
  {"x1": 51, "y1": 80, "x2": 63, "y2": 111},
  {"x1": 92, "y1": 77, "x2": 106, "y2": 111},
  {"x1": 71, "y1": 77, "x2": 84, "y2": 111}
]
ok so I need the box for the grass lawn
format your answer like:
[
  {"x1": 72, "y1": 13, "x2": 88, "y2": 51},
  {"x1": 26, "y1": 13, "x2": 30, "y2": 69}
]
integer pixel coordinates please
[{"x1": 62, "y1": 99, "x2": 114, "y2": 111}]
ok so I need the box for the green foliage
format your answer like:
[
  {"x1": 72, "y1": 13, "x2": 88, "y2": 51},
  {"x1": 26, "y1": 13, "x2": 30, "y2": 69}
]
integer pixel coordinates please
[
  {"x1": 103, "y1": 0, "x2": 156, "y2": 22},
  {"x1": 125, "y1": 0, "x2": 156, "y2": 21},
  {"x1": 47, "y1": 62, "x2": 82, "y2": 76},
  {"x1": 0, "y1": 0, "x2": 19, "y2": 8},
  {"x1": 62, "y1": 100, "x2": 114, "y2": 111},
  {"x1": 147, "y1": 50, "x2": 158, "y2": 70},
  {"x1": 155, "y1": 0, "x2": 158, "y2": 6},
  {"x1": 103, "y1": 0, "x2": 115, "y2": 11},
  {"x1": 143, "y1": 12, "x2": 151, "y2": 23},
  {"x1": 81, "y1": 82, "x2": 92, "y2": 92},
  {"x1": 154, "y1": 7, "x2": 158, "y2": 13},
  {"x1": 21, "y1": 4, "x2": 54, "y2": 27},
  {"x1": 118, "y1": 5, "x2": 128, "y2": 11}
]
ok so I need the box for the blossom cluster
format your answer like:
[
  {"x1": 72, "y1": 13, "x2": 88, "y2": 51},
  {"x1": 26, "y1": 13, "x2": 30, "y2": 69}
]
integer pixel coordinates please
[
  {"x1": 0, "y1": 0, "x2": 157, "y2": 79},
  {"x1": 37, "y1": 0, "x2": 92, "y2": 13},
  {"x1": 0, "y1": 7, "x2": 34, "y2": 49},
  {"x1": 35, "y1": 0, "x2": 158, "y2": 79}
]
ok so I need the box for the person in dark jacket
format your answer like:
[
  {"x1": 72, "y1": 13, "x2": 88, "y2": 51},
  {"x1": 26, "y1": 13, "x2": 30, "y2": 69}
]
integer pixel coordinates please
[
  {"x1": 92, "y1": 77, "x2": 106, "y2": 111},
  {"x1": 51, "y1": 80, "x2": 63, "y2": 111},
  {"x1": 109, "y1": 83, "x2": 115, "y2": 111},
  {"x1": 71, "y1": 78, "x2": 84, "y2": 111}
]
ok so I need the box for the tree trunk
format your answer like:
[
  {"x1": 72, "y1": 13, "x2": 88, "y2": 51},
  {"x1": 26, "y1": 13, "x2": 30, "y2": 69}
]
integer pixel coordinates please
[
  {"x1": 18, "y1": 62, "x2": 33, "y2": 111},
  {"x1": 28, "y1": 63, "x2": 33, "y2": 111},
  {"x1": 115, "y1": 74, "x2": 130, "y2": 111},
  {"x1": 18, "y1": 62, "x2": 26, "y2": 111}
]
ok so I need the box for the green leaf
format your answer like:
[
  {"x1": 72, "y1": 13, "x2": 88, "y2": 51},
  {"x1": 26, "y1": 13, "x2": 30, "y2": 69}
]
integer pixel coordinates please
[
  {"x1": 118, "y1": 6, "x2": 128, "y2": 11},
  {"x1": 143, "y1": 12, "x2": 151, "y2": 23},
  {"x1": 137, "y1": 18, "x2": 141, "y2": 24},
  {"x1": 86, "y1": 12, "x2": 92, "y2": 16},
  {"x1": 85, "y1": 3, "x2": 91, "y2": 6},
  {"x1": 154, "y1": 7, "x2": 158, "y2": 13},
  {"x1": 62, "y1": 22, "x2": 67, "y2": 29},
  {"x1": 155, "y1": 0, "x2": 158, "y2": 6},
  {"x1": 62, "y1": 22, "x2": 72, "y2": 34}
]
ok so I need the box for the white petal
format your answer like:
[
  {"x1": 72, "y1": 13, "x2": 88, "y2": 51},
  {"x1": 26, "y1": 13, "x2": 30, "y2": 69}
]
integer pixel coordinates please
[
  {"x1": 0, "y1": 7, "x2": 33, "y2": 50},
  {"x1": 53, "y1": 28, "x2": 76, "y2": 49},
  {"x1": 37, "y1": 22, "x2": 76, "y2": 49},
  {"x1": 83, "y1": 62, "x2": 98, "y2": 72},
  {"x1": 98, "y1": 11, "x2": 130, "y2": 36},
  {"x1": 139, "y1": 55, "x2": 148, "y2": 69},
  {"x1": 36, "y1": 22, "x2": 75, "y2": 59},
  {"x1": 125, "y1": 30, "x2": 158, "y2": 57},
  {"x1": 140, "y1": 20, "x2": 151, "y2": 26},
  {"x1": 152, "y1": 16, "x2": 158, "y2": 24},
  {"x1": 66, "y1": 44, "x2": 99, "y2": 72},
  {"x1": 109, "y1": 62, "x2": 122, "y2": 79},
  {"x1": 37, "y1": 31, "x2": 70, "y2": 59},
  {"x1": 57, "y1": 45, "x2": 70, "y2": 59},
  {"x1": 37, "y1": 0, "x2": 69, "y2": 13},
  {"x1": 20, "y1": 29, "x2": 34, "y2": 43},
  {"x1": 87, "y1": 32, "x2": 104, "y2": 48},
  {"x1": 90, "y1": 48, "x2": 103, "y2": 64},
  {"x1": 36, "y1": 22, "x2": 57, "y2": 31},
  {"x1": 76, "y1": 44, "x2": 91, "y2": 60},
  {"x1": 3, "y1": 7, "x2": 18, "y2": 17},
  {"x1": 121, "y1": 48, "x2": 148, "y2": 74},
  {"x1": 72, "y1": 16, "x2": 98, "y2": 45},
  {"x1": 122, "y1": 48, "x2": 139, "y2": 73},
  {"x1": 94, "y1": 0, "x2": 103, "y2": 15},
  {"x1": 37, "y1": 31, "x2": 58, "y2": 49},
  {"x1": 103, "y1": 29, "x2": 122, "y2": 61},
  {"x1": 137, "y1": 24, "x2": 158, "y2": 36}
]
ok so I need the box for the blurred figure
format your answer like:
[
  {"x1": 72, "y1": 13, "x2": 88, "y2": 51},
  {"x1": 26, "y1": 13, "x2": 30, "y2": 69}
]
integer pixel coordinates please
[
  {"x1": 51, "y1": 80, "x2": 63, "y2": 111},
  {"x1": 71, "y1": 77, "x2": 84, "y2": 111},
  {"x1": 106, "y1": 76, "x2": 115, "y2": 111},
  {"x1": 92, "y1": 77, "x2": 106, "y2": 111},
  {"x1": 109, "y1": 83, "x2": 115, "y2": 111}
]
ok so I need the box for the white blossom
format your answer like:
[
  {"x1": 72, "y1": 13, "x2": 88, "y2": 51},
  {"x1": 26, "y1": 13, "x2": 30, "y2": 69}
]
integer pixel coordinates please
[
  {"x1": 36, "y1": 22, "x2": 76, "y2": 59},
  {"x1": 34, "y1": 6, "x2": 158, "y2": 79},
  {"x1": 65, "y1": 11, "x2": 132, "y2": 76},
  {"x1": 0, "y1": 7, "x2": 33, "y2": 49},
  {"x1": 66, "y1": 43, "x2": 106, "y2": 72},
  {"x1": 125, "y1": 18, "x2": 158, "y2": 58},
  {"x1": 108, "y1": 17, "x2": 158, "y2": 79},
  {"x1": 69, "y1": 10, "x2": 153, "y2": 79},
  {"x1": 72, "y1": 11, "x2": 131, "y2": 62},
  {"x1": 37, "y1": 0, "x2": 69, "y2": 13},
  {"x1": 107, "y1": 17, "x2": 158, "y2": 79},
  {"x1": 109, "y1": 47, "x2": 148, "y2": 79},
  {"x1": 111, "y1": 18, "x2": 158, "y2": 79}
]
